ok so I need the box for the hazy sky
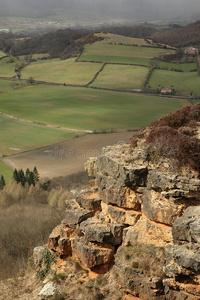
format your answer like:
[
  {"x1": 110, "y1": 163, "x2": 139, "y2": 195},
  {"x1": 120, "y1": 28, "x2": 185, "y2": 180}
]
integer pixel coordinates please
[{"x1": 0, "y1": 0, "x2": 200, "y2": 20}]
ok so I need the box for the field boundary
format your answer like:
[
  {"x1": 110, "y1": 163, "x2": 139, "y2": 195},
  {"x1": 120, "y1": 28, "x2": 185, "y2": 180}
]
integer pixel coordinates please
[
  {"x1": 86, "y1": 63, "x2": 106, "y2": 86},
  {"x1": 0, "y1": 111, "x2": 93, "y2": 133}
]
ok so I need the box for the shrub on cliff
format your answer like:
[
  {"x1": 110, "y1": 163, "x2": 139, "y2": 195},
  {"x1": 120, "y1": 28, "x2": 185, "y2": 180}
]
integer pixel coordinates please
[
  {"x1": 149, "y1": 103, "x2": 200, "y2": 129},
  {"x1": 145, "y1": 126, "x2": 200, "y2": 173},
  {"x1": 130, "y1": 103, "x2": 200, "y2": 175}
]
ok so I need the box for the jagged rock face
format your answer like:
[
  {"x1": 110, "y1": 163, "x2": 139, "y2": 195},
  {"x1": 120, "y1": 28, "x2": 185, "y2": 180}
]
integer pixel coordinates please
[
  {"x1": 48, "y1": 142, "x2": 200, "y2": 299},
  {"x1": 164, "y1": 206, "x2": 200, "y2": 278}
]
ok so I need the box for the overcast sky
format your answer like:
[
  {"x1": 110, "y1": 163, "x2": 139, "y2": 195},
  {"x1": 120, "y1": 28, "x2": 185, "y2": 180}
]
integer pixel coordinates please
[{"x1": 0, "y1": 0, "x2": 200, "y2": 20}]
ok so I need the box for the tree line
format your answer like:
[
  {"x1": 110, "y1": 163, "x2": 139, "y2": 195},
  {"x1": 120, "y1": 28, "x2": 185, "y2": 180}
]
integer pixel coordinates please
[
  {"x1": 13, "y1": 167, "x2": 39, "y2": 187},
  {"x1": 0, "y1": 166, "x2": 40, "y2": 191}
]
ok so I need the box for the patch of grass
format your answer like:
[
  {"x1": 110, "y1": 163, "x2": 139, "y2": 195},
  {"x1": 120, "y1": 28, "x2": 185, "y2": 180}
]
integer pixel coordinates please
[
  {"x1": 0, "y1": 160, "x2": 13, "y2": 183},
  {"x1": 0, "y1": 79, "x2": 13, "y2": 92},
  {"x1": 155, "y1": 61, "x2": 197, "y2": 72},
  {"x1": 0, "y1": 85, "x2": 189, "y2": 130},
  {"x1": 149, "y1": 69, "x2": 200, "y2": 96},
  {"x1": 0, "y1": 114, "x2": 76, "y2": 155},
  {"x1": 0, "y1": 56, "x2": 26, "y2": 77},
  {"x1": 93, "y1": 32, "x2": 155, "y2": 46},
  {"x1": 22, "y1": 58, "x2": 102, "y2": 85},
  {"x1": 123, "y1": 243, "x2": 165, "y2": 278},
  {"x1": 91, "y1": 65, "x2": 148, "y2": 90},
  {"x1": 79, "y1": 43, "x2": 173, "y2": 65}
]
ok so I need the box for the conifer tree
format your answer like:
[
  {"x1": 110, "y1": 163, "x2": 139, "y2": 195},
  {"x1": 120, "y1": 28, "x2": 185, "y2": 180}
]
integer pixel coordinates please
[
  {"x1": 33, "y1": 166, "x2": 39, "y2": 182},
  {"x1": 13, "y1": 169, "x2": 20, "y2": 183},
  {"x1": 28, "y1": 171, "x2": 35, "y2": 186},
  {"x1": 19, "y1": 169, "x2": 26, "y2": 186},
  {"x1": 0, "y1": 175, "x2": 5, "y2": 190}
]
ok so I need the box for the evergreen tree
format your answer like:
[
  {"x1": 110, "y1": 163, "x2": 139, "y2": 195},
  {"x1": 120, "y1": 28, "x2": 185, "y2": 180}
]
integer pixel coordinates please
[
  {"x1": 28, "y1": 171, "x2": 35, "y2": 186},
  {"x1": 13, "y1": 169, "x2": 20, "y2": 183},
  {"x1": 33, "y1": 166, "x2": 39, "y2": 182},
  {"x1": 19, "y1": 169, "x2": 26, "y2": 186},
  {"x1": 0, "y1": 175, "x2": 5, "y2": 190}
]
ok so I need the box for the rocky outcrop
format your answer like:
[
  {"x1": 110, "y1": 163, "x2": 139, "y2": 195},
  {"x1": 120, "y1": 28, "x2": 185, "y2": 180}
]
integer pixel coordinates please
[{"x1": 47, "y1": 141, "x2": 200, "y2": 299}]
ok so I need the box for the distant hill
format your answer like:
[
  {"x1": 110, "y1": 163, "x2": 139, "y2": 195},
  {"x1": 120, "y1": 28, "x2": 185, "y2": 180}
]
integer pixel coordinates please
[{"x1": 150, "y1": 21, "x2": 200, "y2": 47}]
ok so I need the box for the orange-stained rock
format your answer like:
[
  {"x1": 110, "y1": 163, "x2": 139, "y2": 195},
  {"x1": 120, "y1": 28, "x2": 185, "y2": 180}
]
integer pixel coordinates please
[
  {"x1": 48, "y1": 224, "x2": 75, "y2": 257},
  {"x1": 72, "y1": 236, "x2": 115, "y2": 269},
  {"x1": 101, "y1": 202, "x2": 141, "y2": 226},
  {"x1": 123, "y1": 215, "x2": 172, "y2": 247}
]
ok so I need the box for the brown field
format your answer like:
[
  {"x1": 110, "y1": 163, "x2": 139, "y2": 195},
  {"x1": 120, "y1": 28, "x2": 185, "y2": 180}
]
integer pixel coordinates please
[{"x1": 3, "y1": 132, "x2": 132, "y2": 179}]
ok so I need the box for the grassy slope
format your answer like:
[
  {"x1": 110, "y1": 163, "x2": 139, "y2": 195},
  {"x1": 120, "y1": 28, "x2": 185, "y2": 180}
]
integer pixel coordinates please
[
  {"x1": 22, "y1": 58, "x2": 102, "y2": 85},
  {"x1": 91, "y1": 65, "x2": 148, "y2": 89},
  {"x1": 0, "y1": 114, "x2": 76, "y2": 155},
  {"x1": 0, "y1": 80, "x2": 13, "y2": 92},
  {"x1": 149, "y1": 69, "x2": 200, "y2": 96},
  {"x1": 94, "y1": 33, "x2": 153, "y2": 46},
  {"x1": 0, "y1": 85, "x2": 189, "y2": 131},
  {"x1": 156, "y1": 61, "x2": 197, "y2": 72},
  {"x1": 79, "y1": 44, "x2": 174, "y2": 65},
  {"x1": 0, "y1": 160, "x2": 13, "y2": 183},
  {"x1": 0, "y1": 57, "x2": 26, "y2": 77}
]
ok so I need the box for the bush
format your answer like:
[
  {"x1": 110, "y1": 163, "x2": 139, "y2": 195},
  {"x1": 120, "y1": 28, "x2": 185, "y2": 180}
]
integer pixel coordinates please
[
  {"x1": 149, "y1": 103, "x2": 200, "y2": 129},
  {"x1": 145, "y1": 125, "x2": 200, "y2": 174}
]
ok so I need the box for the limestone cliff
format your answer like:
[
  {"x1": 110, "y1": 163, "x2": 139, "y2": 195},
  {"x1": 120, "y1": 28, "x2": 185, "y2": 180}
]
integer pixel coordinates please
[{"x1": 46, "y1": 104, "x2": 200, "y2": 300}]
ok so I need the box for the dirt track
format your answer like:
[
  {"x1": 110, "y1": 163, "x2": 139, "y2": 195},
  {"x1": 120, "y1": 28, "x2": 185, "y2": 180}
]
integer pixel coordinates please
[{"x1": 3, "y1": 132, "x2": 133, "y2": 179}]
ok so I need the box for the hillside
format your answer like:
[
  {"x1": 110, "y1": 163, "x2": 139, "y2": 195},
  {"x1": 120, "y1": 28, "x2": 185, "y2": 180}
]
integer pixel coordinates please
[{"x1": 151, "y1": 21, "x2": 200, "y2": 47}]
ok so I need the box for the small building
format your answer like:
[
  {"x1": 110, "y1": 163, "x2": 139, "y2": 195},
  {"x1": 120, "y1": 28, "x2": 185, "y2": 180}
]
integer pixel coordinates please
[
  {"x1": 184, "y1": 47, "x2": 197, "y2": 56},
  {"x1": 161, "y1": 88, "x2": 175, "y2": 95}
]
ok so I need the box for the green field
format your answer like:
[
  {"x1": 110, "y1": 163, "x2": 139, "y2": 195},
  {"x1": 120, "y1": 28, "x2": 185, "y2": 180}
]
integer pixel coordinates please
[
  {"x1": 0, "y1": 160, "x2": 13, "y2": 183},
  {"x1": 0, "y1": 80, "x2": 13, "y2": 92},
  {"x1": 0, "y1": 56, "x2": 26, "y2": 77},
  {"x1": 22, "y1": 58, "x2": 102, "y2": 85},
  {"x1": 91, "y1": 65, "x2": 148, "y2": 90},
  {"x1": 93, "y1": 33, "x2": 155, "y2": 46},
  {"x1": 79, "y1": 44, "x2": 174, "y2": 66},
  {"x1": 149, "y1": 69, "x2": 200, "y2": 96},
  {"x1": 152, "y1": 61, "x2": 197, "y2": 72},
  {"x1": 0, "y1": 114, "x2": 77, "y2": 155},
  {"x1": 0, "y1": 85, "x2": 189, "y2": 131}
]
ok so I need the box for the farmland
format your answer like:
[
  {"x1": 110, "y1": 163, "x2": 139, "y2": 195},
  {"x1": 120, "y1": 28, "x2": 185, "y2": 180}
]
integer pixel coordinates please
[
  {"x1": 21, "y1": 58, "x2": 102, "y2": 85},
  {"x1": 91, "y1": 65, "x2": 149, "y2": 90},
  {"x1": 79, "y1": 43, "x2": 174, "y2": 65},
  {"x1": 0, "y1": 85, "x2": 188, "y2": 131},
  {"x1": 0, "y1": 160, "x2": 13, "y2": 183},
  {"x1": 0, "y1": 80, "x2": 13, "y2": 92},
  {"x1": 0, "y1": 113, "x2": 77, "y2": 155},
  {"x1": 149, "y1": 69, "x2": 200, "y2": 96},
  {"x1": 0, "y1": 32, "x2": 198, "y2": 181}
]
